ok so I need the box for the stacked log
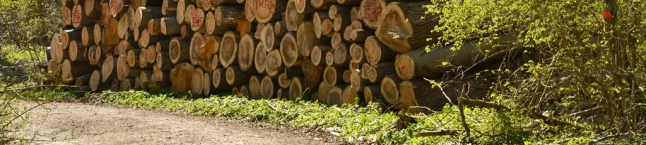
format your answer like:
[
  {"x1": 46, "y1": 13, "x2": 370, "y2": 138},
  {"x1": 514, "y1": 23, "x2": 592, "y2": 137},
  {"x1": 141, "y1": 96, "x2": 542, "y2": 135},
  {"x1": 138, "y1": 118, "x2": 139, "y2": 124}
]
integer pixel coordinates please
[{"x1": 45, "y1": 0, "x2": 512, "y2": 112}]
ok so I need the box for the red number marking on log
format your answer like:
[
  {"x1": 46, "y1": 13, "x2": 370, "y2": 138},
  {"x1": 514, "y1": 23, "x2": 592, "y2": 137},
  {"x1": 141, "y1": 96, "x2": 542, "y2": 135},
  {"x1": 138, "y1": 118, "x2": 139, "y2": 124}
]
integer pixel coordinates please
[
  {"x1": 257, "y1": 0, "x2": 276, "y2": 9},
  {"x1": 192, "y1": 13, "x2": 203, "y2": 28},
  {"x1": 362, "y1": 0, "x2": 382, "y2": 24},
  {"x1": 400, "y1": 64, "x2": 405, "y2": 70},
  {"x1": 403, "y1": 93, "x2": 408, "y2": 100},
  {"x1": 243, "y1": 46, "x2": 247, "y2": 54},
  {"x1": 72, "y1": 10, "x2": 82, "y2": 24},
  {"x1": 385, "y1": 83, "x2": 391, "y2": 90},
  {"x1": 371, "y1": 71, "x2": 376, "y2": 78},
  {"x1": 110, "y1": 0, "x2": 120, "y2": 15},
  {"x1": 355, "y1": 50, "x2": 360, "y2": 58},
  {"x1": 328, "y1": 74, "x2": 334, "y2": 81}
]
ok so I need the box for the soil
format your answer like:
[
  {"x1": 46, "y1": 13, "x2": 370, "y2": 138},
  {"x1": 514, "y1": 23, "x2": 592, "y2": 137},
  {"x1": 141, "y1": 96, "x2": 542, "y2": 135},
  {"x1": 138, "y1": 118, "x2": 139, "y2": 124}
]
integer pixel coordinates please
[{"x1": 12, "y1": 102, "x2": 342, "y2": 145}]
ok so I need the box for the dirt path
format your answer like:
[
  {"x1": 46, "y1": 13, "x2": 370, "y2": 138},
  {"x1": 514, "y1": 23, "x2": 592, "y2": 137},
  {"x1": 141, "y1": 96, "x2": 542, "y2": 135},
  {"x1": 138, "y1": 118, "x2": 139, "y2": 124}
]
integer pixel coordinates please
[{"x1": 13, "y1": 102, "x2": 340, "y2": 145}]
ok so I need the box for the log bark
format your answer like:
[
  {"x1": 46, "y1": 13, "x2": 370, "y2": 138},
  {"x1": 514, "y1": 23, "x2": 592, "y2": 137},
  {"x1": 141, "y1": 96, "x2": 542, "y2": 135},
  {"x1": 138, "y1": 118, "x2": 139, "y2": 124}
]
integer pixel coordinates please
[
  {"x1": 61, "y1": 59, "x2": 97, "y2": 82},
  {"x1": 288, "y1": 76, "x2": 304, "y2": 100},
  {"x1": 276, "y1": 88, "x2": 289, "y2": 99},
  {"x1": 375, "y1": 2, "x2": 439, "y2": 53},
  {"x1": 395, "y1": 35, "x2": 516, "y2": 80},
  {"x1": 348, "y1": 28, "x2": 373, "y2": 42},
  {"x1": 254, "y1": 43, "x2": 268, "y2": 74},
  {"x1": 161, "y1": 17, "x2": 182, "y2": 35},
  {"x1": 126, "y1": 49, "x2": 141, "y2": 67},
  {"x1": 297, "y1": 21, "x2": 331, "y2": 57},
  {"x1": 117, "y1": 54, "x2": 142, "y2": 80},
  {"x1": 89, "y1": 70, "x2": 103, "y2": 91},
  {"x1": 279, "y1": 32, "x2": 301, "y2": 67},
  {"x1": 116, "y1": 39, "x2": 139, "y2": 54},
  {"x1": 156, "y1": 51, "x2": 174, "y2": 70},
  {"x1": 277, "y1": 72, "x2": 290, "y2": 88},
  {"x1": 363, "y1": 84, "x2": 380, "y2": 103},
  {"x1": 367, "y1": 62, "x2": 395, "y2": 83},
  {"x1": 150, "y1": 66, "x2": 172, "y2": 88},
  {"x1": 254, "y1": 0, "x2": 286, "y2": 23},
  {"x1": 359, "y1": 0, "x2": 385, "y2": 29},
  {"x1": 329, "y1": 5, "x2": 351, "y2": 19},
  {"x1": 49, "y1": 33, "x2": 60, "y2": 62},
  {"x1": 238, "y1": 85, "x2": 250, "y2": 97},
  {"x1": 219, "y1": 31, "x2": 240, "y2": 68},
  {"x1": 62, "y1": 0, "x2": 75, "y2": 7},
  {"x1": 365, "y1": 36, "x2": 395, "y2": 65},
  {"x1": 181, "y1": 24, "x2": 195, "y2": 40},
  {"x1": 311, "y1": 0, "x2": 334, "y2": 9},
  {"x1": 350, "y1": 69, "x2": 368, "y2": 92},
  {"x1": 211, "y1": 0, "x2": 238, "y2": 7},
  {"x1": 190, "y1": 67, "x2": 204, "y2": 95},
  {"x1": 333, "y1": 14, "x2": 351, "y2": 32},
  {"x1": 60, "y1": 28, "x2": 82, "y2": 50},
  {"x1": 169, "y1": 37, "x2": 191, "y2": 64},
  {"x1": 265, "y1": 49, "x2": 283, "y2": 77},
  {"x1": 212, "y1": 68, "x2": 234, "y2": 89},
  {"x1": 323, "y1": 66, "x2": 344, "y2": 87},
  {"x1": 225, "y1": 66, "x2": 250, "y2": 86},
  {"x1": 162, "y1": 0, "x2": 178, "y2": 16},
  {"x1": 68, "y1": 40, "x2": 89, "y2": 61},
  {"x1": 380, "y1": 73, "x2": 402, "y2": 109},
  {"x1": 238, "y1": 34, "x2": 257, "y2": 72},
  {"x1": 261, "y1": 75, "x2": 278, "y2": 99},
  {"x1": 273, "y1": 21, "x2": 288, "y2": 38},
  {"x1": 310, "y1": 45, "x2": 332, "y2": 66},
  {"x1": 134, "y1": 7, "x2": 163, "y2": 29},
  {"x1": 284, "y1": 0, "x2": 303, "y2": 32},
  {"x1": 214, "y1": 5, "x2": 245, "y2": 32},
  {"x1": 301, "y1": 58, "x2": 323, "y2": 89},
  {"x1": 81, "y1": 25, "x2": 96, "y2": 47},
  {"x1": 169, "y1": 62, "x2": 194, "y2": 92}
]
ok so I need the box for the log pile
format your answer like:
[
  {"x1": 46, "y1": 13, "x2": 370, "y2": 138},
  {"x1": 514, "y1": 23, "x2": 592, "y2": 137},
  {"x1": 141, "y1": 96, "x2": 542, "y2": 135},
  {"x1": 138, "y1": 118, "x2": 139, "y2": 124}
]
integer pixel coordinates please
[{"x1": 45, "y1": 0, "x2": 514, "y2": 112}]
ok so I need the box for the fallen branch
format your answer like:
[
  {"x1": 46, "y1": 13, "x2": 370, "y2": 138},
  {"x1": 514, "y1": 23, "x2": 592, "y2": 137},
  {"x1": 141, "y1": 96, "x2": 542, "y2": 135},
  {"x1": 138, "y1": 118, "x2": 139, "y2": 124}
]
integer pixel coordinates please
[
  {"x1": 567, "y1": 106, "x2": 603, "y2": 118},
  {"x1": 415, "y1": 130, "x2": 460, "y2": 137}
]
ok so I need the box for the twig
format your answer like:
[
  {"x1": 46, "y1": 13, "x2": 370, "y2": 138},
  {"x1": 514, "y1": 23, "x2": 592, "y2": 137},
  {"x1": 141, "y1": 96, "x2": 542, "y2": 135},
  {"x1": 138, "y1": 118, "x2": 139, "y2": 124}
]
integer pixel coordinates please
[
  {"x1": 458, "y1": 97, "x2": 582, "y2": 128},
  {"x1": 567, "y1": 106, "x2": 603, "y2": 118},
  {"x1": 457, "y1": 84, "x2": 471, "y2": 143},
  {"x1": 415, "y1": 130, "x2": 460, "y2": 137}
]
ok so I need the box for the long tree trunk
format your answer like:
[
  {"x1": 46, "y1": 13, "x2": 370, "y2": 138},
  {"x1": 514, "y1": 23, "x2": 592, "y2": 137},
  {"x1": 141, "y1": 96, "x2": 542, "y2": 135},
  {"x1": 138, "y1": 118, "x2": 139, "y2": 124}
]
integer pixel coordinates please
[
  {"x1": 68, "y1": 40, "x2": 89, "y2": 61},
  {"x1": 226, "y1": 66, "x2": 250, "y2": 86},
  {"x1": 61, "y1": 59, "x2": 98, "y2": 82},
  {"x1": 161, "y1": 17, "x2": 182, "y2": 35},
  {"x1": 367, "y1": 62, "x2": 394, "y2": 83},
  {"x1": 323, "y1": 66, "x2": 344, "y2": 87},
  {"x1": 212, "y1": 68, "x2": 234, "y2": 90},
  {"x1": 380, "y1": 73, "x2": 402, "y2": 109},
  {"x1": 395, "y1": 35, "x2": 516, "y2": 80},
  {"x1": 310, "y1": 45, "x2": 332, "y2": 66},
  {"x1": 102, "y1": 55, "x2": 118, "y2": 82},
  {"x1": 301, "y1": 58, "x2": 323, "y2": 89},
  {"x1": 156, "y1": 51, "x2": 174, "y2": 70},
  {"x1": 162, "y1": 0, "x2": 178, "y2": 16},
  {"x1": 81, "y1": 26, "x2": 96, "y2": 47},
  {"x1": 284, "y1": 0, "x2": 303, "y2": 32},
  {"x1": 298, "y1": 21, "x2": 331, "y2": 58},
  {"x1": 265, "y1": 49, "x2": 283, "y2": 77},
  {"x1": 277, "y1": 73, "x2": 290, "y2": 88},
  {"x1": 350, "y1": 69, "x2": 368, "y2": 92},
  {"x1": 89, "y1": 70, "x2": 104, "y2": 91},
  {"x1": 191, "y1": 67, "x2": 204, "y2": 95},
  {"x1": 248, "y1": 75, "x2": 262, "y2": 99},
  {"x1": 288, "y1": 76, "x2": 304, "y2": 100},
  {"x1": 134, "y1": 7, "x2": 163, "y2": 29}
]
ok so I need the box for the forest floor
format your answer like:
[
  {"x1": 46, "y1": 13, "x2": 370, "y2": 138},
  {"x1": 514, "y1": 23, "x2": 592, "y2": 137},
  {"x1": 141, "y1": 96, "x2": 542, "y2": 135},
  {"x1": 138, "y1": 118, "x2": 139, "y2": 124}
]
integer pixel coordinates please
[{"x1": 11, "y1": 102, "x2": 342, "y2": 145}]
